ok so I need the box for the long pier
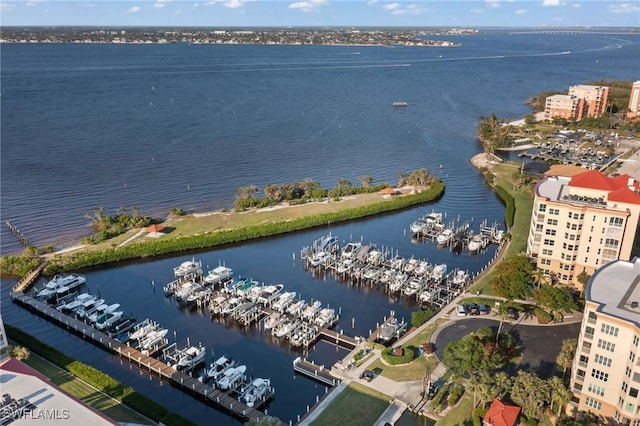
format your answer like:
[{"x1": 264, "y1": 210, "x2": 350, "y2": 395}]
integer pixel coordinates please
[
  {"x1": 293, "y1": 357, "x2": 340, "y2": 387},
  {"x1": 317, "y1": 328, "x2": 358, "y2": 350},
  {"x1": 11, "y1": 293, "x2": 277, "y2": 424},
  {"x1": 11, "y1": 261, "x2": 47, "y2": 294},
  {"x1": 5, "y1": 220, "x2": 31, "y2": 248}
]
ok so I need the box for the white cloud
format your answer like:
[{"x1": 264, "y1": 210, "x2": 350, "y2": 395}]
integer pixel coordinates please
[
  {"x1": 25, "y1": 0, "x2": 46, "y2": 7},
  {"x1": 383, "y1": 2, "x2": 400, "y2": 11},
  {"x1": 1, "y1": 2, "x2": 15, "y2": 12},
  {"x1": 368, "y1": 0, "x2": 378, "y2": 4},
  {"x1": 224, "y1": 0, "x2": 244, "y2": 9},
  {"x1": 486, "y1": 0, "x2": 500, "y2": 9},
  {"x1": 542, "y1": 0, "x2": 561, "y2": 6},
  {"x1": 515, "y1": 8, "x2": 527, "y2": 14},
  {"x1": 153, "y1": 3, "x2": 166, "y2": 8},
  {"x1": 391, "y1": 4, "x2": 428, "y2": 15},
  {"x1": 175, "y1": 9, "x2": 183, "y2": 14},
  {"x1": 127, "y1": 6, "x2": 141, "y2": 13},
  {"x1": 289, "y1": 0, "x2": 328, "y2": 12},
  {"x1": 572, "y1": 2, "x2": 580, "y2": 8},
  {"x1": 470, "y1": 7, "x2": 485, "y2": 14},
  {"x1": 608, "y1": 2, "x2": 640, "y2": 13},
  {"x1": 204, "y1": 1, "x2": 216, "y2": 5}
]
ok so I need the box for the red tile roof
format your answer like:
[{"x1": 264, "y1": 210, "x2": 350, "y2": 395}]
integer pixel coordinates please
[
  {"x1": 608, "y1": 187, "x2": 640, "y2": 205},
  {"x1": 570, "y1": 170, "x2": 619, "y2": 191},
  {"x1": 483, "y1": 399, "x2": 521, "y2": 426}
]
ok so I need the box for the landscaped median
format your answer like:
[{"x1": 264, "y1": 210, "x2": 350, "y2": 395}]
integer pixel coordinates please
[{"x1": 43, "y1": 181, "x2": 445, "y2": 275}]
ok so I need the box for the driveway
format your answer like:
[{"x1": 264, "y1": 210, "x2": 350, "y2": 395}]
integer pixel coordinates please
[{"x1": 432, "y1": 317, "x2": 581, "y2": 378}]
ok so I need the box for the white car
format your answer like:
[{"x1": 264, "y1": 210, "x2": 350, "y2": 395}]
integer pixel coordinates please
[{"x1": 456, "y1": 304, "x2": 467, "y2": 317}]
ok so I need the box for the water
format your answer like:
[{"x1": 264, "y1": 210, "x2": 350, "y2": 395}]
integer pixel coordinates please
[{"x1": 2, "y1": 29, "x2": 639, "y2": 425}]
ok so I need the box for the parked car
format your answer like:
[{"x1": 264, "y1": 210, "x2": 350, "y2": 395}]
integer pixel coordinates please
[
  {"x1": 507, "y1": 307, "x2": 519, "y2": 320},
  {"x1": 478, "y1": 304, "x2": 490, "y2": 315},
  {"x1": 456, "y1": 304, "x2": 467, "y2": 316},
  {"x1": 360, "y1": 370, "x2": 376, "y2": 381},
  {"x1": 466, "y1": 303, "x2": 480, "y2": 315}
]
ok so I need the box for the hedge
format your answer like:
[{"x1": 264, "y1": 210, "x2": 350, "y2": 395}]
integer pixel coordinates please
[
  {"x1": 5, "y1": 324, "x2": 196, "y2": 426},
  {"x1": 381, "y1": 346, "x2": 417, "y2": 365},
  {"x1": 45, "y1": 181, "x2": 445, "y2": 274},
  {"x1": 533, "y1": 307, "x2": 553, "y2": 324},
  {"x1": 494, "y1": 185, "x2": 515, "y2": 229}
]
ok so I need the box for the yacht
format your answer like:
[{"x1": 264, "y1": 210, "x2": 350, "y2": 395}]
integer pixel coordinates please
[
  {"x1": 176, "y1": 345, "x2": 206, "y2": 371},
  {"x1": 451, "y1": 270, "x2": 469, "y2": 287},
  {"x1": 75, "y1": 297, "x2": 106, "y2": 320},
  {"x1": 403, "y1": 278, "x2": 424, "y2": 296},
  {"x1": 256, "y1": 284, "x2": 284, "y2": 305},
  {"x1": 206, "y1": 356, "x2": 235, "y2": 382},
  {"x1": 301, "y1": 301, "x2": 322, "y2": 321},
  {"x1": 314, "y1": 308, "x2": 336, "y2": 327},
  {"x1": 203, "y1": 265, "x2": 233, "y2": 286},
  {"x1": 138, "y1": 328, "x2": 168, "y2": 351},
  {"x1": 217, "y1": 365, "x2": 246, "y2": 390},
  {"x1": 128, "y1": 319, "x2": 159, "y2": 342},
  {"x1": 273, "y1": 319, "x2": 296, "y2": 338},
  {"x1": 286, "y1": 300, "x2": 306, "y2": 317},
  {"x1": 173, "y1": 259, "x2": 202, "y2": 278},
  {"x1": 309, "y1": 251, "x2": 333, "y2": 267},
  {"x1": 431, "y1": 264, "x2": 447, "y2": 281},
  {"x1": 263, "y1": 312, "x2": 282, "y2": 330},
  {"x1": 88, "y1": 303, "x2": 120, "y2": 324},
  {"x1": 175, "y1": 281, "x2": 201, "y2": 301},
  {"x1": 36, "y1": 273, "x2": 86, "y2": 299},
  {"x1": 105, "y1": 315, "x2": 137, "y2": 338},
  {"x1": 56, "y1": 293, "x2": 95, "y2": 315},
  {"x1": 241, "y1": 378, "x2": 271, "y2": 408},
  {"x1": 234, "y1": 279, "x2": 259, "y2": 298}
]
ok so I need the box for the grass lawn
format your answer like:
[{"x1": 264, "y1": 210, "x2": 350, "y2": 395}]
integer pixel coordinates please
[
  {"x1": 434, "y1": 393, "x2": 474, "y2": 426},
  {"x1": 309, "y1": 382, "x2": 391, "y2": 426},
  {"x1": 23, "y1": 354, "x2": 155, "y2": 425}
]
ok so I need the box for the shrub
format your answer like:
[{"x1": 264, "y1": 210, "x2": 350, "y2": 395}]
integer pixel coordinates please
[
  {"x1": 411, "y1": 309, "x2": 434, "y2": 328},
  {"x1": 447, "y1": 385, "x2": 463, "y2": 406},
  {"x1": 534, "y1": 307, "x2": 553, "y2": 324},
  {"x1": 381, "y1": 346, "x2": 416, "y2": 365},
  {"x1": 494, "y1": 185, "x2": 515, "y2": 228}
]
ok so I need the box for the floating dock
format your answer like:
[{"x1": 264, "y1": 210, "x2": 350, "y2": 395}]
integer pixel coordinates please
[{"x1": 293, "y1": 357, "x2": 340, "y2": 386}]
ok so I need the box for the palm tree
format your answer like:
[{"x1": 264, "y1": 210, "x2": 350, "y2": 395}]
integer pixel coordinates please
[
  {"x1": 493, "y1": 371, "x2": 512, "y2": 399},
  {"x1": 11, "y1": 346, "x2": 30, "y2": 361},
  {"x1": 358, "y1": 175, "x2": 373, "y2": 188},
  {"x1": 397, "y1": 172, "x2": 409, "y2": 187},
  {"x1": 466, "y1": 374, "x2": 482, "y2": 414},
  {"x1": 532, "y1": 268, "x2": 550, "y2": 289},
  {"x1": 549, "y1": 376, "x2": 571, "y2": 417}
]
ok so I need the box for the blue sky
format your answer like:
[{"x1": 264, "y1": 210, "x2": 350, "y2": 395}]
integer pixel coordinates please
[{"x1": 1, "y1": 1, "x2": 639, "y2": 27}]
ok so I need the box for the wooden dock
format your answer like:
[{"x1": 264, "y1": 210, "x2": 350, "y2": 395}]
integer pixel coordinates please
[
  {"x1": 317, "y1": 328, "x2": 358, "y2": 350},
  {"x1": 293, "y1": 357, "x2": 340, "y2": 387},
  {"x1": 11, "y1": 261, "x2": 47, "y2": 294},
  {"x1": 11, "y1": 293, "x2": 275, "y2": 423}
]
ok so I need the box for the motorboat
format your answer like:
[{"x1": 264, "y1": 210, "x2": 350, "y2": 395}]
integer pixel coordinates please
[
  {"x1": 414, "y1": 261, "x2": 431, "y2": 277},
  {"x1": 335, "y1": 259, "x2": 354, "y2": 274},
  {"x1": 209, "y1": 295, "x2": 228, "y2": 314},
  {"x1": 317, "y1": 234, "x2": 338, "y2": 252},
  {"x1": 138, "y1": 328, "x2": 168, "y2": 351},
  {"x1": 176, "y1": 345, "x2": 206, "y2": 371},
  {"x1": 425, "y1": 212, "x2": 443, "y2": 227},
  {"x1": 404, "y1": 258, "x2": 420, "y2": 274},
  {"x1": 94, "y1": 311, "x2": 123, "y2": 330},
  {"x1": 363, "y1": 266, "x2": 380, "y2": 281},
  {"x1": 56, "y1": 293, "x2": 95, "y2": 314},
  {"x1": 341, "y1": 242, "x2": 362, "y2": 259},
  {"x1": 366, "y1": 249, "x2": 383, "y2": 266},
  {"x1": 388, "y1": 272, "x2": 409, "y2": 293},
  {"x1": 217, "y1": 365, "x2": 246, "y2": 390},
  {"x1": 431, "y1": 264, "x2": 447, "y2": 281},
  {"x1": 263, "y1": 312, "x2": 282, "y2": 330},
  {"x1": 36, "y1": 273, "x2": 86, "y2": 299},
  {"x1": 419, "y1": 288, "x2": 435, "y2": 303},
  {"x1": 221, "y1": 297, "x2": 242, "y2": 315},
  {"x1": 379, "y1": 318, "x2": 405, "y2": 343},
  {"x1": 378, "y1": 268, "x2": 393, "y2": 285},
  {"x1": 185, "y1": 288, "x2": 207, "y2": 304},
  {"x1": 235, "y1": 279, "x2": 259, "y2": 298},
  {"x1": 106, "y1": 315, "x2": 137, "y2": 338},
  {"x1": 309, "y1": 251, "x2": 333, "y2": 267},
  {"x1": 273, "y1": 319, "x2": 296, "y2": 338},
  {"x1": 403, "y1": 278, "x2": 424, "y2": 296},
  {"x1": 88, "y1": 303, "x2": 120, "y2": 324},
  {"x1": 314, "y1": 308, "x2": 335, "y2": 327},
  {"x1": 75, "y1": 297, "x2": 106, "y2": 320},
  {"x1": 203, "y1": 265, "x2": 233, "y2": 285},
  {"x1": 206, "y1": 356, "x2": 235, "y2": 382},
  {"x1": 256, "y1": 284, "x2": 284, "y2": 305},
  {"x1": 241, "y1": 378, "x2": 271, "y2": 407},
  {"x1": 436, "y1": 228, "x2": 454, "y2": 246},
  {"x1": 301, "y1": 301, "x2": 322, "y2": 321},
  {"x1": 451, "y1": 270, "x2": 469, "y2": 287},
  {"x1": 290, "y1": 323, "x2": 316, "y2": 347},
  {"x1": 173, "y1": 259, "x2": 202, "y2": 278},
  {"x1": 175, "y1": 281, "x2": 201, "y2": 301},
  {"x1": 128, "y1": 319, "x2": 159, "y2": 342},
  {"x1": 286, "y1": 300, "x2": 306, "y2": 317},
  {"x1": 234, "y1": 302, "x2": 256, "y2": 318},
  {"x1": 223, "y1": 278, "x2": 245, "y2": 294},
  {"x1": 272, "y1": 291, "x2": 296, "y2": 312},
  {"x1": 410, "y1": 218, "x2": 427, "y2": 234},
  {"x1": 388, "y1": 255, "x2": 404, "y2": 271},
  {"x1": 467, "y1": 234, "x2": 485, "y2": 253}
]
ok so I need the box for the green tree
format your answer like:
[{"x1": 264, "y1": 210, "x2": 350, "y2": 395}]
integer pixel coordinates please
[
  {"x1": 556, "y1": 338, "x2": 577, "y2": 378},
  {"x1": 489, "y1": 254, "x2": 533, "y2": 299},
  {"x1": 510, "y1": 370, "x2": 550, "y2": 421},
  {"x1": 245, "y1": 416, "x2": 281, "y2": 426},
  {"x1": 264, "y1": 183, "x2": 279, "y2": 201},
  {"x1": 443, "y1": 335, "x2": 489, "y2": 377},
  {"x1": 493, "y1": 371, "x2": 512, "y2": 399},
  {"x1": 358, "y1": 175, "x2": 373, "y2": 188},
  {"x1": 236, "y1": 185, "x2": 259, "y2": 200},
  {"x1": 10, "y1": 345, "x2": 30, "y2": 361},
  {"x1": 533, "y1": 284, "x2": 578, "y2": 313},
  {"x1": 548, "y1": 376, "x2": 571, "y2": 417}
]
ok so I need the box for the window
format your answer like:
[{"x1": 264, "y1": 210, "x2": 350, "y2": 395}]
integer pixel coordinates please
[
  {"x1": 547, "y1": 219, "x2": 558, "y2": 226},
  {"x1": 630, "y1": 352, "x2": 636, "y2": 363},
  {"x1": 624, "y1": 382, "x2": 629, "y2": 393},
  {"x1": 550, "y1": 208, "x2": 560, "y2": 215},
  {"x1": 605, "y1": 238, "x2": 620, "y2": 248},
  {"x1": 545, "y1": 229, "x2": 556, "y2": 236},
  {"x1": 591, "y1": 369, "x2": 609, "y2": 382},
  {"x1": 627, "y1": 366, "x2": 632, "y2": 377},
  {"x1": 589, "y1": 383, "x2": 606, "y2": 396},
  {"x1": 544, "y1": 239, "x2": 555, "y2": 246},
  {"x1": 540, "y1": 258, "x2": 551, "y2": 266},
  {"x1": 601, "y1": 324, "x2": 619, "y2": 337},
  {"x1": 585, "y1": 326, "x2": 595, "y2": 339},
  {"x1": 539, "y1": 203, "x2": 547, "y2": 212},
  {"x1": 634, "y1": 335, "x2": 639, "y2": 347},
  {"x1": 585, "y1": 397, "x2": 602, "y2": 410},
  {"x1": 630, "y1": 388, "x2": 638, "y2": 398},
  {"x1": 609, "y1": 217, "x2": 624, "y2": 227},
  {"x1": 542, "y1": 249, "x2": 553, "y2": 256},
  {"x1": 598, "y1": 339, "x2": 615, "y2": 352},
  {"x1": 536, "y1": 224, "x2": 543, "y2": 232},
  {"x1": 594, "y1": 354, "x2": 612, "y2": 367},
  {"x1": 588, "y1": 311, "x2": 597, "y2": 324}
]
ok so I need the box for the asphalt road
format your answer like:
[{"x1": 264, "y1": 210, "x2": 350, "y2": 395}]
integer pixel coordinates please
[{"x1": 433, "y1": 317, "x2": 581, "y2": 378}]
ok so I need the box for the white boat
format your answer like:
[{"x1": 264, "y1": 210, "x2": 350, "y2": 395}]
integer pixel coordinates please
[
  {"x1": 235, "y1": 279, "x2": 259, "y2": 298},
  {"x1": 309, "y1": 251, "x2": 333, "y2": 267},
  {"x1": 379, "y1": 318, "x2": 403, "y2": 342},
  {"x1": 431, "y1": 264, "x2": 447, "y2": 281},
  {"x1": 185, "y1": 288, "x2": 206, "y2": 304},
  {"x1": 425, "y1": 212, "x2": 443, "y2": 227},
  {"x1": 256, "y1": 284, "x2": 284, "y2": 305},
  {"x1": 286, "y1": 300, "x2": 306, "y2": 317},
  {"x1": 410, "y1": 218, "x2": 427, "y2": 234},
  {"x1": 335, "y1": 259, "x2": 354, "y2": 274},
  {"x1": 378, "y1": 269, "x2": 393, "y2": 284},
  {"x1": 273, "y1": 319, "x2": 296, "y2": 338},
  {"x1": 75, "y1": 297, "x2": 106, "y2": 320},
  {"x1": 175, "y1": 281, "x2": 201, "y2": 301},
  {"x1": 173, "y1": 259, "x2": 202, "y2": 278},
  {"x1": 206, "y1": 356, "x2": 235, "y2": 382},
  {"x1": 451, "y1": 270, "x2": 469, "y2": 287},
  {"x1": 241, "y1": 378, "x2": 271, "y2": 407},
  {"x1": 436, "y1": 228, "x2": 454, "y2": 246},
  {"x1": 389, "y1": 272, "x2": 409, "y2": 293},
  {"x1": 363, "y1": 267, "x2": 380, "y2": 281},
  {"x1": 221, "y1": 297, "x2": 242, "y2": 315},
  {"x1": 341, "y1": 242, "x2": 362, "y2": 259},
  {"x1": 209, "y1": 295, "x2": 228, "y2": 314},
  {"x1": 317, "y1": 234, "x2": 338, "y2": 252},
  {"x1": 419, "y1": 288, "x2": 436, "y2": 303},
  {"x1": 217, "y1": 365, "x2": 246, "y2": 390},
  {"x1": 366, "y1": 249, "x2": 383, "y2": 265},
  {"x1": 176, "y1": 345, "x2": 206, "y2": 371},
  {"x1": 404, "y1": 258, "x2": 420, "y2": 273},
  {"x1": 414, "y1": 261, "x2": 431, "y2": 277},
  {"x1": 139, "y1": 328, "x2": 168, "y2": 350},
  {"x1": 314, "y1": 308, "x2": 335, "y2": 327},
  {"x1": 204, "y1": 265, "x2": 233, "y2": 285},
  {"x1": 37, "y1": 273, "x2": 86, "y2": 299},
  {"x1": 263, "y1": 312, "x2": 282, "y2": 330},
  {"x1": 88, "y1": 303, "x2": 120, "y2": 324},
  {"x1": 301, "y1": 301, "x2": 322, "y2": 321},
  {"x1": 467, "y1": 234, "x2": 485, "y2": 253},
  {"x1": 95, "y1": 311, "x2": 123, "y2": 330},
  {"x1": 128, "y1": 319, "x2": 158, "y2": 342},
  {"x1": 56, "y1": 293, "x2": 95, "y2": 314},
  {"x1": 403, "y1": 278, "x2": 424, "y2": 296},
  {"x1": 388, "y1": 255, "x2": 404, "y2": 271},
  {"x1": 272, "y1": 291, "x2": 296, "y2": 312}
]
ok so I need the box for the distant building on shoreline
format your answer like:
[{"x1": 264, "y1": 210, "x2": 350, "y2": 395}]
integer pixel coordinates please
[
  {"x1": 570, "y1": 257, "x2": 640, "y2": 425},
  {"x1": 627, "y1": 81, "x2": 640, "y2": 120},
  {"x1": 527, "y1": 169, "x2": 640, "y2": 289},
  {"x1": 544, "y1": 84, "x2": 609, "y2": 122}
]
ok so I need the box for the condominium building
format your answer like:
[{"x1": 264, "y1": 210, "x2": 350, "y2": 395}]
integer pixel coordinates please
[
  {"x1": 0, "y1": 315, "x2": 7, "y2": 362},
  {"x1": 544, "y1": 94, "x2": 585, "y2": 121},
  {"x1": 570, "y1": 258, "x2": 640, "y2": 425},
  {"x1": 628, "y1": 81, "x2": 640, "y2": 120},
  {"x1": 527, "y1": 169, "x2": 640, "y2": 288},
  {"x1": 568, "y1": 85, "x2": 610, "y2": 118}
]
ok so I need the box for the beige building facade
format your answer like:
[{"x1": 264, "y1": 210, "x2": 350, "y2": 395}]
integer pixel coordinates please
[
  {"x1": 544, "y1": 94, "x2": 585, "y2": 121},
  {"x1": 527, "y1": 170, "x2": 640, "y2": 288},
  {"x1": 568, "y1": 84, "x2": 609, "y2": 118},
  {"x1": 628, "y1": 81, "x2": 640, "y2": 120},
  {"x1": 570, "y1": 258, "x2": 640, "y2": 425},
  {"x1": 544, "y1": 84, "x2": 609, "y2": 121}
]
